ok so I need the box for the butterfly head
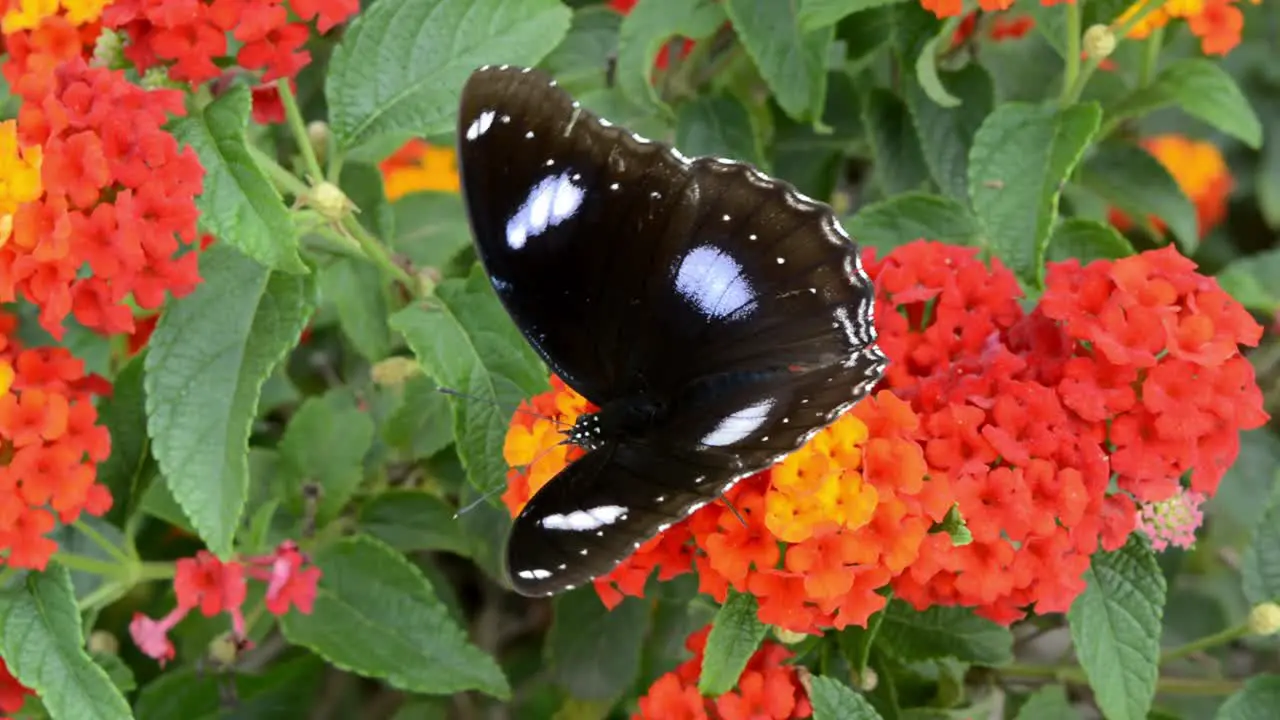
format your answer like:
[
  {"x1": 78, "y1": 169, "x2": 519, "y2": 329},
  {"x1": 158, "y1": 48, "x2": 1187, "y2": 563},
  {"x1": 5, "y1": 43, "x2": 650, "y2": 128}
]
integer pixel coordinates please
[{"x1": 563, "y1": 412, "x2": 605, "y2": 451}]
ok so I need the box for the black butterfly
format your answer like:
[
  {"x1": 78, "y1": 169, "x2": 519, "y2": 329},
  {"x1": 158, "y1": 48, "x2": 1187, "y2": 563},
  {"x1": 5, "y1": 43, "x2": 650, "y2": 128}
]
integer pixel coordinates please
[{"x1": 456, "y1": 65, "x2": 887, "y2": 597}]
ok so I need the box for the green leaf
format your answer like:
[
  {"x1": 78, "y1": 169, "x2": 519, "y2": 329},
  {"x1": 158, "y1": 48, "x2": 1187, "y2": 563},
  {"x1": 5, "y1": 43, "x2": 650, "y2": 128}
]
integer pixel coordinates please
[
  {"x1": 548, "y1": 588, "x2": 651, "y2": 701},
  {"x1": 876, "y1": 600, "x2": 1013, "y2": 665},
  {"x1": 1241, "y1": 477, "x2": 1280, "y2": 605},
  {"x1": 1075, "y1": 140, "x2": 1199, "y2": 253},
  {"x1": 327, "y1": 0, "x2": 571, "y2": 151},
  {"x1": 280, "y1": 534, "x2": 510, "y2": 699},
  {"x1": 864, "y1": 88, "x2": 932, "y2": 195},
  {"x1": 277, "y1": 389, "x2": 375, "y2": 524},
  {"x1": 319, "y1": 258, "x2": 393, "y2": 361},
  {"x1": 1067, "y1": 534, "x2": 1166, "y2": 720},
  {"x1": 615, "y1": 0, "x2": 726, "y2": 113},
  {"x1": 145, "y1": 244, "x2": 315, "y2": 556},
  {"x1": 389, "y1": 266, "x2": 548, "y2": 496},
  {"x1": 1215, "y1": 676, "x2": 1280, "y2": 720},
  {"x1": 0, "y1": 566, "x2": 132, "y2": 720},
  {"x1": 675, "y1": 94, "x2": 766, "y2": 168},
  {"x1": 1105, "y1": 59, "x2": 1262, "y2": 149},
  {"x1": 912, "y1": 28, "x2": 961, "y2": 108},
  {"x1": 843, "y1": 192, "x2": 982, "y2": 253},
  {"x1": 382, "y1": 374, "x2": 455, "y2": 460},
  {"x1": 1047, "y1": 218, "x2": 1136, "y2": 264},
  {"x1": 390, "y1": 191, "x2": 473, "y2": 271},
  {"x1": 798, "y1": 0, "x2": 907, "y2": 31},
  {"x1": 724, "y1": 0, "x2": 833, "y2": 123},
  {"x1": 906, "y1": 64, "x2": 995, "y2": 203},
  {"x1": 96, "y1": 353, "x2": 157, "y2": 527},
  {"x1": 90, "y1": 652, "x2": 136, "y2": 694},
  {"x1": 968, "y1": 101, "x2": 1101, "y2": 285},
  {"x1": 134, "y1": 656, "x2": 325, "y2": 720},
  {"x1": 808, "y1": 675, "x2": 883, "y2": 720},
  {"x1": 542, "y1": 6, "x2": 622, "y2": 96},
  {"x1": 171, "y1": 84, "x2": 306, "y2": 274},
  {"x1": 358, "y1": 489, "x2": 471, "y2": 557},
  {"x1": 1013, "y1": 685, "x2": 1078, "y2": 720},
  {"x1": 340, "y1": 162, "x2": 397, "y2": 240},
  {"x1": 1216, "y1": 247, "x2": 1280, "y2": 313},
  {"x1": 699, "y1": 591, "x2": 768, "y2": 696}
]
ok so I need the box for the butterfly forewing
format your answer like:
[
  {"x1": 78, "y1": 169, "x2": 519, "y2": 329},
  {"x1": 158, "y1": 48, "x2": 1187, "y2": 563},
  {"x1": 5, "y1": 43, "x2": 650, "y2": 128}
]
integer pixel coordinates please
[{"x1": 456, "y1": 65, "x2": 886, "y2": 597}]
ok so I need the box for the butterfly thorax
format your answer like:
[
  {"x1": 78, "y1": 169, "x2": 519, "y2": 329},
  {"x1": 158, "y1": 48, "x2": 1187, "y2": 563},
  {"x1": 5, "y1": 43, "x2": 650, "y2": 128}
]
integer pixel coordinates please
[{"x1": 565, "y1": 396, "x2": 666, "y2": 451}]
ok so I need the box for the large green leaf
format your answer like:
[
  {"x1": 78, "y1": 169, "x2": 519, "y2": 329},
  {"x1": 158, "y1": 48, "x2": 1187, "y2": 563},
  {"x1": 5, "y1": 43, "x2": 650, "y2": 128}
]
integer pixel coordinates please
[
  {"x1": 1067, "y1": 535, "x2": 1166, "y2": 720},
  {"x1": 1216, "y1": 676, "x2": 1280, "y2": 720},
  {"x1": 280, "y1": 535, "x2": 510, "y2": 698},
  {"x1": 808, "y1": 675, "x2": 883, "y2": 720},
  {"x1": 843, "y1": 193, "x2": 982, "y2": 253},
  {"x1": 876, "y1": 601, "x2": 1013, "y2": 665},
  {"x1": 548, "y1": 588, "x2": 651, "y2": 701},
  {"x1": 171, "y1": 85, "x2": 306, "y2": 274},
  {"x1": 276, "y1": 389, "x2": 375, "y2": 524},
  {"x1": 724, "y1": 0, "x2": 833, "y2": 123},
  {"x1": 1075, "y1": 140, "x2": 1199, "y2": 253},
  {"x1": 145, "y1": 244, "x2": 315, "y2": 556},
  {"x1": 699, "y1": 591, "x2": 767, "y2": 696},
  {"x1": 968, "y1": 102, "x2": 1101, "y2": 284},
  {"x1": 389, "y1": 266, "x2": 548, "y2": 496},
  {"x1": 1047, "y1": 218, "x2": 1136, "y2": 264},
  {"x1": 319, "y1": 258, "x2": 393, "y2": 361},
  {"x1": 1013, "y1": 685, "x2": 1079, "y2": 720},
  {"x1": 134, "y1": 656, "x2": 325, "y2": 719},
  {"x1": 675, "y1": 94, "x2": 766, "y2": 168},
  {"x1": 905, "y1": 64, "x2": 994, "y2": 204},
  {"x1": 0, "y1": 566, "x2": 131, "y2": 720},
  {"x1": 358, "y1": 489, "x2": 471, "y2": 557},
  {"x1": 864, "y1": 88, "x2": 932, "y2": 195},
  {"x1": 798, "y1": 0, "x2": 908, "y2": 31},
  {"x1": 1104, "y1": 59, "x2": 1262, "y2": 148},
  {"x1": 1242, "y1": 476, "x2": 1280, "y2": 605},
  {"x1": 327, "y1": 0, "x2": 571, "y2": 152},
  {"x1": 1217, "y1": 247, "x2": 1280, "y2": 313},
  {"x1": 96, "y1": 353, "x2": 157, "y2": 527},
  {"x1": 615, "y1": 0, "x2": 726, "y2": 114}
]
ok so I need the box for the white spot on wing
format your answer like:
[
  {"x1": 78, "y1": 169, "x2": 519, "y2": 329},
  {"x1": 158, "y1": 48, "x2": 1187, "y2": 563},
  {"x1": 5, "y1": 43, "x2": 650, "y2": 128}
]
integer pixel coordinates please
[
  {"x1": 539, "y1": 504, "x2": 629, "y2": 531},
  {"x1": 702, "y1": 398, "x2": 775, "y2": 447},
  {"x1": 506, "y1": 172, "x2": 585, "y2": 250},
  {"x1": 517, "y1": 569, "x2": 552, "y2": 580},
  {"x1": 674, "y1": 245, "x2": 756, "y2": 320},
  {"x1": 465, "y1": 110, "x2": 495, "y2": 141}
]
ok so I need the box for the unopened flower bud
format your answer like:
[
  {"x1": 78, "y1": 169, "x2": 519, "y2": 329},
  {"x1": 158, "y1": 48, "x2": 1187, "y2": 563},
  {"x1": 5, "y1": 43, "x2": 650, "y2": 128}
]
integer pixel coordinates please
[
  {"x1": 372, "y1": 357, "x2": 422, "y2": 387},
  {"x1": 773, "y1": 627, "x2": 808, "y2": 645},
  {"x1": 91, "y1": 29, "x2": 125, "y2": 69},
  {"x1": 308, "y1": 121, "x2": 330, "y2": 166},
  {"x1": 1248, "y1": 602, "x2": 1280, "y2": 636},
  {"x1": 208, "y1": 633, "x2": 240, "y2": 666},
  {"x1": 417, "y1": 266, "x2": 442, "y2": 296},
  {"x1": 88, "y1": 630, "x2": 119, "y2": 656},
  {"x1": 1084, "y1": 24, "x2": 1116, "y2": 61},
  {"x1": 856, "y1": 666, "x2": 878, "y2": 692},
  {"x1": 307, "y1": 181, "x2": 353, "y2": 222}
]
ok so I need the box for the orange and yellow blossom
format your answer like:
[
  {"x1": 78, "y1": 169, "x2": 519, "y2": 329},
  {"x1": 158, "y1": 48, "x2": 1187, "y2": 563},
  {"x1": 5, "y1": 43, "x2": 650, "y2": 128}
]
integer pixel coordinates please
[
  {"x1": 378, "y1": 140, "x2": 461, "y2": 201},
  {"x1": 1120, "y1": 0, "x2": 1252, "y2": 56},
  {"x1": 1111, "y1": 134, "x2": 1233, "y2": 239}
]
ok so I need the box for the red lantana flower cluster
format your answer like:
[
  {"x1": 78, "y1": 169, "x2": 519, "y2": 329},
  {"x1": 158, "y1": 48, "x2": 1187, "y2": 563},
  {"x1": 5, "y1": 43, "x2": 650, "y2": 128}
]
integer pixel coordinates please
[
  {"x1": 504, "y1": 381, "x2": 955, "y2": 634},
  {"x1": 102, "y1": 0, "x2": 358, "y2": 85},
  {"x1": 130, "y1": 541, "x2": 321, "y2": 666},
  {"x1": 872, "y1": 242, "x2": 1265, "y2": 623},
  {"x1": 0, "y1": 56, "x2": 204, "y2": 337},
  {"x1": 634, "y1": 626, "x2": 812, "y2": 720},
  {"x1": 0, "y1": 310, "x2": 113, "y2": 570},
  {"x1": 0, "y1": 657, "x2": 33, "y2": 717}
]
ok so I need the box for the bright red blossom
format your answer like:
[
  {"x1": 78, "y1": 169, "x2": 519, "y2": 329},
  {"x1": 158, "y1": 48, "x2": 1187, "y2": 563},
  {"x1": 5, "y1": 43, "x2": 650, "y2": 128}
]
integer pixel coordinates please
[
  {"x1": 634, "y1": 626, "x2": 812, "y2": 720},
  {"x1": 0, "y1": 309, "x2": 113, "y2": 571},
  {"x1": 0, "y1": 658, "x2": 33, "y2": 714},
  {"x1": 130, "y1": 541, "x2": 322, "y2": 665}
]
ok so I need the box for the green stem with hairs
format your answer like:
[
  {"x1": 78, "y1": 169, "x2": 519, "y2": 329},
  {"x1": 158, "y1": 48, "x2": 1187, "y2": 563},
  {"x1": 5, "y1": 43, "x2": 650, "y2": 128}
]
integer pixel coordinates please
[
  {"x1": 1059, "y1": 0, "x2": 1083, "y2": 107},
  {"x1": 998, "y1": 663, "x2": 1242, "y2": 695},
  {"x1": 1160, "y1": 622, "x2": 1250, "y2": 665},
  {"x1": 277, "y1": 78, "x2": 325, "y2": 183}
]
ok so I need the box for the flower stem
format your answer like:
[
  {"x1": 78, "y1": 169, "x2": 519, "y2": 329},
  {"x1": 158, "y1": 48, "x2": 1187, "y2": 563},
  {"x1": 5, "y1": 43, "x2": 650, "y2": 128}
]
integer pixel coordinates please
[
  {"x1": 73, "y1": 520, "x2": 133, "y2": 565},
  {"x1": 341, "y1": 214, "x2": 418, "y2": 294},
  {"x1": 997, "y1": 663, "x2": 1243, "y2": 695},
  {"x1": 1059, "y1": 0, "x2": 1083, "y2": 107},
  {"x1": 277, "y1": 78, "x2": 325, "y2": 183},
  {"x1": 53, "y1": 551, "x2": 127, "y2": 580},
  {"x1": 1137, "y1": 26, "x2": 1164, "y2": 87},
  {"x1": 1160, "y1": 622, "x2": 1250, "y2": 665}
]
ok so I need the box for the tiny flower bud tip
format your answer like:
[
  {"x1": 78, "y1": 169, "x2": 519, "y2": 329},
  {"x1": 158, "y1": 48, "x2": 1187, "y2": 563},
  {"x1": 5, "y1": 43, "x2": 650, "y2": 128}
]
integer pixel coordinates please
[
  {"x1": 307, "y1": 182, "x2": 353, "y2": 222},
  {"x1": 1248, "y1": 602, "x2": 1280, "y2": 636},
  {"x1": 371, "y1": 356, "x2": 423, "y2": 387},
  {"x1": 857, "y1": 667, "x2": 878, "y2": 692},
  {"x1": 1084, "y1": 24, "x2": 1116, "y2": 60},
  {"x1": 88, "y1": 630, "x2": 119, "y2": 656}
]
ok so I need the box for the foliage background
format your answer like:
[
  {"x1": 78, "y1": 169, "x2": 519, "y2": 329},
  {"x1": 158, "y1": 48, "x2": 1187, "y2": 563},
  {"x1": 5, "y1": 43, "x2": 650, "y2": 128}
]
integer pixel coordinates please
[{"x1": 0, "y1": 0, "x2": 1278, "y2": 718}]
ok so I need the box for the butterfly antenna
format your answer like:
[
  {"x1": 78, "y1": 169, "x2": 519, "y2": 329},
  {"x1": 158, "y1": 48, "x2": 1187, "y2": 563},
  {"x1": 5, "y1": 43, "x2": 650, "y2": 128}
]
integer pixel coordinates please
[
  {"x1": 454, "y1": 485, "x2": 506, "y2": 519},
  {"x1": 720, "y1": 494, "x2": 749, "y2": 529},
  {"x1": 435, "y1": 387, "x2": 570, "y2": 428}
]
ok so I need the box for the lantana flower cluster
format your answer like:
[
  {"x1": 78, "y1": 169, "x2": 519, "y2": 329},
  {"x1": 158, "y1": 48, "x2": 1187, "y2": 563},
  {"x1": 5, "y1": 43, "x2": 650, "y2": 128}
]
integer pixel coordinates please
[
  {"x1": 634, "y1": 625, "x2": 812, "y2": 720},
  {"x1": 0, "y1": 658, "x2": 32, "y2": 717},
  {"x1": 1111, "y1": 134, "x2": 1234, "y2": 240},
  {"x1": 130, "y1": 541, "x2": 321, "y2": 666},
  {"x1": 0, "y1": 56, "x2": 204, "y2": 337},
  {"x1": 0, "y1": 309, "x2": 113, "y2": 570},
  {"x1": 378, "y1": 139, "x2": 461, "y2": 201},
  {"x1": 505, "y1": 380, "x2": 955, "y2": 634},
  {"x1": 502, "y1": 241, "x2": 1265, "y2": 629},
  {"x1": 874, "y1": 241, "x2": 1265, "y2": 622}
]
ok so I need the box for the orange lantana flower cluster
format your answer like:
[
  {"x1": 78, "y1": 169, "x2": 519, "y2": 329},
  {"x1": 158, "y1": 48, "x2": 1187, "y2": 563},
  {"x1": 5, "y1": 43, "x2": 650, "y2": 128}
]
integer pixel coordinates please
[
  {"x1": 0, "y1": 310, "x2": 113, "y2": 570},
  {"x1": 1112, "y1": 134, "x2": 1234, "y2": 240},
  {"x1": 873, "y1": 242, "x2": 1265, "y2": 623},
  {"x1": 378, "y1": 140, "x2": 461, "y2": 201},
  {"x1": 1121, "y1": 0, "x2": 1253, "y2": 56},
  {"x1": 0, "y1": 55, "x2": 204, "y2": 337},
  {"x1": 634, "y1": 626, "x2": 812, "y2": 720},
  {"x1": 503, "y1": 380, "x2": 954, "y2": 634}
]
